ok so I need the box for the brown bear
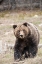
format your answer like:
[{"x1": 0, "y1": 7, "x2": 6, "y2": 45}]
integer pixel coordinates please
[{"x1": 13, "y1": 22, "x2": 40, "y2": 61}]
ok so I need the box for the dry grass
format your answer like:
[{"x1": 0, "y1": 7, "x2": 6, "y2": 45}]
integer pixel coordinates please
[
  {"x1": 0, "y1": 10, "x2": 42, "y2": 64},
  {"x1": 0, "y1": 48, "x2": 42, "y2": 64}
]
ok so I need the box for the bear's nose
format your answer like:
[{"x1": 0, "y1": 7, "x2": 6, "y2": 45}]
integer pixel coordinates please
[{"x1": 20, "y1": 35, "x2": 23, "y2": 37}]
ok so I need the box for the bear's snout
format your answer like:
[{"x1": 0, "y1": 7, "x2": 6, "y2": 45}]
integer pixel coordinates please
[
  {"x1": 20, "y1": 31, "x2": 24, "y2": 38},
  {"x1": 20, "y1": 35, "x2": 23, "y2": 37}
]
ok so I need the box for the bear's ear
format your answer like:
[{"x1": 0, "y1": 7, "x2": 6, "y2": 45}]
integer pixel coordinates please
[
  {"x1": 13, "y1": 25, "x2": 17, "y2": 29},
  {"x1": 23, "y1": 22, "x2": 28, "y2": 26}
]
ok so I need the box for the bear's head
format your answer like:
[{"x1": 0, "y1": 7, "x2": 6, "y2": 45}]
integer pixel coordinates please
[{"x1": 13, "y1": 23, "x2": 30, "y2": 39}]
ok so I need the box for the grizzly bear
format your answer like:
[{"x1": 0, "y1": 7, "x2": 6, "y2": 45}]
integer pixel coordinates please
[{"x1": 13, "y1": 22, "x2": 40, "y2": 61}]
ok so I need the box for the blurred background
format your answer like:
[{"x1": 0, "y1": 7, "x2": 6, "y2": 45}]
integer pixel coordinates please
[{"x1": 0, "y1": 0, "x2": 42, "y2": 64}]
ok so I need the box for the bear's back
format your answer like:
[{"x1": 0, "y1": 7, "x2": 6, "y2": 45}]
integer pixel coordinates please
[{"x1": 27, "y1": 22, "x2": 40, "y2": 44}]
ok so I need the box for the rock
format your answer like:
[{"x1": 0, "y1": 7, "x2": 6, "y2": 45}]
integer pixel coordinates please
[
  {"x1": 0, "y1": 40, "x2": 7, "y2": 53},
  {"x1": 33, "y1": 15, "x2": 38, "y2": 18},
  {"x1": 38, "y1": 44, "x2": 42, "y2": 48},
  {"x1": 39, "y1": 24, "x2": 42, "y2": 27},
  {"x1": 0, "y1": 40, "x2": 3, "y2": 53}
]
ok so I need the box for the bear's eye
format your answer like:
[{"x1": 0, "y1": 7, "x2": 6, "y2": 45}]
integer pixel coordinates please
[{"x1": 23, "y1": 29, "x2": 25, "y2": 32}]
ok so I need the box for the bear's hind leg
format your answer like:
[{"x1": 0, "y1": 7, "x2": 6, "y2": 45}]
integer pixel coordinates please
[{"x1": 28, "y1": 45, "x2": 38, "y2": 58}]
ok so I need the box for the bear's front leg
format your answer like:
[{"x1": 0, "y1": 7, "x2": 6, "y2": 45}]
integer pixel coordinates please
[
  {"x1": 14, "y1": 44, "x2": 22, "y2": 61},
  {"x1": 28, "y1": 44, "x2": 38, "y2": 58},
  {"x1": 14, "y1": 48, "x2": 22, "y2": 61},
  {"x1": 23, "y1": 47, "x2": 29, "y2": 58}
]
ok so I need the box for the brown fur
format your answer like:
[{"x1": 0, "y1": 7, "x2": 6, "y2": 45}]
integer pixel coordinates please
[{"x1": 13, "y1": 22, "x2": 40, "y2": 61}]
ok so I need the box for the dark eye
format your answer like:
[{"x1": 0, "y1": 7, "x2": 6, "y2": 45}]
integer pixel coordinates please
[{"x1": 23, "y1": 29, "x2": 25, "y2": 32}]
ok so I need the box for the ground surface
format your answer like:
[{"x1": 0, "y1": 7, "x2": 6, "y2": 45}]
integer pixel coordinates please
[{"x1": 0, "y1": 10, "x2": 42, "y2": 64}]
